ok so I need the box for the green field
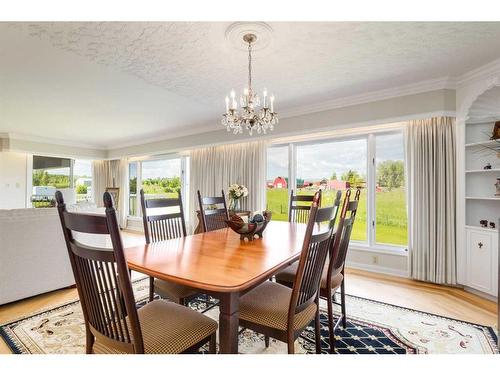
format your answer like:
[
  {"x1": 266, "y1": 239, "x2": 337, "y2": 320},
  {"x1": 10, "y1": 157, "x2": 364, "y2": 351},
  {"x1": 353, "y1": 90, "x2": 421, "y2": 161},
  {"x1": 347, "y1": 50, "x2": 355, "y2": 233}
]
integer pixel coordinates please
[{"x1": 266, "y1": 188, "x2": 407, "y2": 246}]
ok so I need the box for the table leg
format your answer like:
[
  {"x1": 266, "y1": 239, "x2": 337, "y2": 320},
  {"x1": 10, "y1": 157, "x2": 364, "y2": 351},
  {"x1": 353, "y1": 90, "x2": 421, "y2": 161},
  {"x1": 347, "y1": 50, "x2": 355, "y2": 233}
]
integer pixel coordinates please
[{"x1": 218, "y1": 292, "x2": 239, "y2": 354}]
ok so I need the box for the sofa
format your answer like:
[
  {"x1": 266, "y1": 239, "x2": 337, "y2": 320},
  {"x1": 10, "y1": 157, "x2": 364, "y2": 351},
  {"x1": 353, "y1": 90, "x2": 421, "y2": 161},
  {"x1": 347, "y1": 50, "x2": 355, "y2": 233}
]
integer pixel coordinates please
[{"x1": 0, "y1": 208, "x2": 76, "y2": 305}]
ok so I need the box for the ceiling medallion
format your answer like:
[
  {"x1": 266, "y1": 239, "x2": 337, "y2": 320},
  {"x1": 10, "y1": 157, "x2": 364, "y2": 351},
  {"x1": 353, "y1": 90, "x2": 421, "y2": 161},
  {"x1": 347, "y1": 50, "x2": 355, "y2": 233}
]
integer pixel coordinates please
[{"x1": 222, "y1": 32, "x2": 278, "y2": 136}]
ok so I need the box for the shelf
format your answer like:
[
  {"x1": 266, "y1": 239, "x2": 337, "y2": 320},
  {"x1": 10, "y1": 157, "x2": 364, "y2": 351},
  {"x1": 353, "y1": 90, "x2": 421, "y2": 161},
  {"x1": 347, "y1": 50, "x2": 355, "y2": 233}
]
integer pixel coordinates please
[
  {"x1": 465, "y1": 225, "x2": 498, "y2": 233},
  {"x1": 465, "y1": 140, "x2": 499, "y2": 148},
  {"x1": 466, "y1": 196, "x2": 500, "y2": 201},
  {"x1": 466, "y1": 168, "x2": 500, "y2": 173}
]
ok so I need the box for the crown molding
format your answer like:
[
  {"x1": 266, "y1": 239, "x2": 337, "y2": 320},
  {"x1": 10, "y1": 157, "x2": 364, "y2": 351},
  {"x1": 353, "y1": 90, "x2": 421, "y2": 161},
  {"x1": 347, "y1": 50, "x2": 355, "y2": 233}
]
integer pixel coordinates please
[
  {"x1": 279, "y1": 76, "x2": 457, "y2": 119},
  {"x1": 4, "y1": 132, "x2": 103, "y2": 150},
  {"x1": 456, "y1": 57, "x2": 500, "y2": 87}
]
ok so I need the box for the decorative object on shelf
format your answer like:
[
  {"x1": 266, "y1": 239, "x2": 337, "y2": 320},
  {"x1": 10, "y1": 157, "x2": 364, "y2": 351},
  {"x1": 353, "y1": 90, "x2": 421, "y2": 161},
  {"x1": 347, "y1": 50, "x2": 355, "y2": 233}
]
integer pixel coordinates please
[
  {"x1": 489, "y1": 221, "x2": 496, "y2": 229},
  {"x1": 222, "y1": 33, "x2": 278, "y2": 136},
  {"x1": 480, "y1": 219, "x2": 488, "y2": 228},
  {"x1": 225, "y1": 210, "x2": 272, "y2": 241},
  {"x1": 491, "y1": 121, "x2": 500, "y2": 140},
  {"x1": 484, "y1": 163, "x2": 492, "y2": 170},
  {"x1": 228, "y1": 183, "x2": 248, "y2": 211},
  {"x1": 495, "y1": 178, "x2": 500, "y2": 196}
]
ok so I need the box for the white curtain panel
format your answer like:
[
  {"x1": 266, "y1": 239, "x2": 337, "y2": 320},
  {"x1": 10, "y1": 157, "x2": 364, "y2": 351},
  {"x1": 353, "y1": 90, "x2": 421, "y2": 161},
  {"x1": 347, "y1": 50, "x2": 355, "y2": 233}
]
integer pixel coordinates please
[
  {"x1": 91, "y1": 159, "x2": 128, "y2": 228},
  {"x1": 406, "y1": 117, "x2": 457, "y2": 285},
  {"x1": 188, "y1": 141, "x2": 267, "y2": 233}
]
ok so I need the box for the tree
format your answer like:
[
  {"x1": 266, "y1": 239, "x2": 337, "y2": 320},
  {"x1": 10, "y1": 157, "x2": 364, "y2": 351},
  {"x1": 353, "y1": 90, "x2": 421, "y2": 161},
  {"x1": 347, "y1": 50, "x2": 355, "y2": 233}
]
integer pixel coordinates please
[
  {"x1": 76, "y1": 185, "x2": 88, "y2": 194},
  {"x1": 330, "y1": 172, "x2": 337, "y2": 180},
  {"x1": 341, "y1": 169, "x2": 364, "y2": 186},
  {"x1": 377, "y1": 160, "x2": 404, "y2": 190}
]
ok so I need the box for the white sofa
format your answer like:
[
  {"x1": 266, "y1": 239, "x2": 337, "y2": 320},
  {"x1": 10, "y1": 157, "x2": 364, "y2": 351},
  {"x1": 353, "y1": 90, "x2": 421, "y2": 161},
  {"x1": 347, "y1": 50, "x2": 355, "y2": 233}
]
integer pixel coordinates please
[{"x1": 0, "y1": 208, "x2": 75, "y2": 305}]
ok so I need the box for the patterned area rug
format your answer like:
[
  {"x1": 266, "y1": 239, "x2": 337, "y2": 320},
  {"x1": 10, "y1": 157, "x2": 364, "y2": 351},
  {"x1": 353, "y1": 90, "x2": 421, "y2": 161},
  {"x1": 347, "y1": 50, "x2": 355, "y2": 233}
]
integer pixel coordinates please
[{"x1": 0, "y1": 278, "x2": 497, "y2": 354}]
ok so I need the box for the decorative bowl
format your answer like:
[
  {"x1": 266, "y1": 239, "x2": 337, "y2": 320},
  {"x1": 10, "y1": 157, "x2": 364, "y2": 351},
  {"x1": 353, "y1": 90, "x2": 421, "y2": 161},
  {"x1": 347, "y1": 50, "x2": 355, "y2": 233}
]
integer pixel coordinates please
[{"x1": 225, "y1": 211, "x2": 272, "y2": 241}]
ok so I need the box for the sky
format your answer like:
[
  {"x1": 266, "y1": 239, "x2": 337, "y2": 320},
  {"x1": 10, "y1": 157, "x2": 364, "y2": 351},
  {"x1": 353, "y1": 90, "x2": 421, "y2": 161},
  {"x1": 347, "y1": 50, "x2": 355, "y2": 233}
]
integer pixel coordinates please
[
  {"x1": 267, "y1": 133, "x2": 404, "y2": 181},
  {"x1": 141, "y1": 159, "x2": 181, "y2": 179}
]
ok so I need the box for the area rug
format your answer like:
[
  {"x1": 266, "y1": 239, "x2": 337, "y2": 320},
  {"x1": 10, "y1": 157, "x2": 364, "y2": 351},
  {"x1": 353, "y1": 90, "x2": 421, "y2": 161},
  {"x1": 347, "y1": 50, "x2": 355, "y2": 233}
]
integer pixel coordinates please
[{"x1": 0, "y1": 278, "x2": 497, "y2": 354}]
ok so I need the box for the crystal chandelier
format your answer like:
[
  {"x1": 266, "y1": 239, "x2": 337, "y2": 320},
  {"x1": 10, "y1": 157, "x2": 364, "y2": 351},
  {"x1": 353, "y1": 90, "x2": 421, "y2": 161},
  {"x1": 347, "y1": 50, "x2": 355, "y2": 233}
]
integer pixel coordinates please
[{"x1": 222, "y1": 33, "x2": 278, "y2": 136}]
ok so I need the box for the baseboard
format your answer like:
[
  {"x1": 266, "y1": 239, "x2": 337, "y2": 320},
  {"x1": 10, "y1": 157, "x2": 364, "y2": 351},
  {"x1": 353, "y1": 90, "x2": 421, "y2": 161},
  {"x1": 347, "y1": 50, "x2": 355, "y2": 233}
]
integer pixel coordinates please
[
  {"x1": 464, "y1": 286, "x2": 498, "y2": 302},
  {"x1": 346, "y1": 260, "x2": 409, "y2": 278}
]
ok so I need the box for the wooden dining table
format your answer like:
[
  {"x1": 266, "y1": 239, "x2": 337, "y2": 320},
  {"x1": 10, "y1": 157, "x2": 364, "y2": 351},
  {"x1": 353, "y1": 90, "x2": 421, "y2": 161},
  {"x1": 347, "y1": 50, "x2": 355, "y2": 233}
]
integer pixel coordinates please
[{"x1": 123, "y1": 220, "x2": 307, "y2": 354}]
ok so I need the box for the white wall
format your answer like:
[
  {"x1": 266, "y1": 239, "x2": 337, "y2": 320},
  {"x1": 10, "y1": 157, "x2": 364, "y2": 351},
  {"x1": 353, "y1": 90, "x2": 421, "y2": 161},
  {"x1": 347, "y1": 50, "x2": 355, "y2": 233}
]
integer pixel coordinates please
[{"x1": 0, "y1": 151, "x2": 28, "y2": 209}]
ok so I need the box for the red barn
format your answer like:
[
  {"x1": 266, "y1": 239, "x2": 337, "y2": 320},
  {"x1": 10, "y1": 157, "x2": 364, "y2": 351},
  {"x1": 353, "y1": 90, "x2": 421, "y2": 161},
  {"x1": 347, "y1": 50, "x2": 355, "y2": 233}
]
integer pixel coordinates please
[{"x1": 273, "y1": 177, "x2": 287, "y2": 189}]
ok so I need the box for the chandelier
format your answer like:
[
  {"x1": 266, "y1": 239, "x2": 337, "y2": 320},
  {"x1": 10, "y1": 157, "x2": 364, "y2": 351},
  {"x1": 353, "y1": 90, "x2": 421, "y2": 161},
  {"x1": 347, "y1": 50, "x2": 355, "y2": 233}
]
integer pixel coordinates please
[{"x1": 222, "y1": 33, "x2": 278, "y2": 136}]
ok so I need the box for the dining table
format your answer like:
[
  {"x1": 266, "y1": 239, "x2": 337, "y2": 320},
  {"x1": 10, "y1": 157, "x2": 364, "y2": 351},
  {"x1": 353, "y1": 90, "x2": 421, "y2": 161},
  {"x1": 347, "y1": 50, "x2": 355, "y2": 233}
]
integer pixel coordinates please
[{"x1": 123, "y1": 220, "x2": 307, "y2": 354}]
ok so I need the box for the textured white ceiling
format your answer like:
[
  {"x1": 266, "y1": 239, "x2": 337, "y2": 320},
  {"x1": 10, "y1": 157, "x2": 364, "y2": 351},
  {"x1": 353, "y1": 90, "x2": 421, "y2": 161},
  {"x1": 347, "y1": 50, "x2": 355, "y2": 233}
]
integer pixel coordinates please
[{"x1": 2, "y1": 22, "x2": 500, "y2": 149}]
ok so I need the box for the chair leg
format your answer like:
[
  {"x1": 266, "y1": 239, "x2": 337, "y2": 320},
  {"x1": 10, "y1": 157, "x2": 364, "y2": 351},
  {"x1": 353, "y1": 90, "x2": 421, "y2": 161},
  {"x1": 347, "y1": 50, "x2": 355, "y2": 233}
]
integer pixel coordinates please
[
  {"x1": 314, "y1": 304, "x2": 322, "y2": 354},
  {"x1": 208, "y1": 332, "x2": 217, "y2": 354},
  {"x1": 264, "y1": 335, "x2": 270, "y2": 348},
  {"x1": 287, "y1": 339, "x2": 295, "y2": 354},
  {"x1": 326, "y1": 292, "x2": 335, "y2": 354},
  {"x1": 85, "y1": 330, "x2": 95, "y2": 354},
  {"x1": 179, "y1": 297, "x2": 186, "y2": 306},
  {"x1": 340, "y1": 280, "x2": 347, "y2": 329},
  {"x1": 149, "y1": 277, "x2": 154, "y2": 302}
]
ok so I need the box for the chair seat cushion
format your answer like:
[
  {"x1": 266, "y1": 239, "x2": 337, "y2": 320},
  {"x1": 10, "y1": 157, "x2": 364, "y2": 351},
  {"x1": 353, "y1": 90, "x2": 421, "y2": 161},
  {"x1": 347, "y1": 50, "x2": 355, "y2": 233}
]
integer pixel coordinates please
[
  {"x1": 239, "y1": 281, "x2": 317, "y2": 332},
  {"x1": 93, "y1": 300, "x2": 217, "y2": 354},
  {"x1": 154, "y1": 278, "x2": 198, "y2": 300},
  {"x1": 275, "y1": 263, "x2": 343, "y2": 291}
]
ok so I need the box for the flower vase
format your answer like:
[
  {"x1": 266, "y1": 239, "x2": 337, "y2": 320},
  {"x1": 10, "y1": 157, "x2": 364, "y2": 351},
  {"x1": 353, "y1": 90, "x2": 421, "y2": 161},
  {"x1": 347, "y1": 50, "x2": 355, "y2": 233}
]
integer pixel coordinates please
[{"x1": 229, "y1": 198, "x2": 240, "y2": 212}]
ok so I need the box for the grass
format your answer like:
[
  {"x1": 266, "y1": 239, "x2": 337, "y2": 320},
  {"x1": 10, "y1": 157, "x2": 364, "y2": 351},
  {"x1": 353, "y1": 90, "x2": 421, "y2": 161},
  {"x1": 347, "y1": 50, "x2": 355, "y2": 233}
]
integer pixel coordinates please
[{"x1": 266, "y1": 188, "x2": 407, "y2": 246}]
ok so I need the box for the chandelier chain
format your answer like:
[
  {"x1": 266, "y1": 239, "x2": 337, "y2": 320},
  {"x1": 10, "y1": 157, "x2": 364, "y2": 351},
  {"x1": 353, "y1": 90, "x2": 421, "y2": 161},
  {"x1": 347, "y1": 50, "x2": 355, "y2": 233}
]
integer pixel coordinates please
[{"x1": 248, "y1": 41, "x2": 252, "y2": 92}]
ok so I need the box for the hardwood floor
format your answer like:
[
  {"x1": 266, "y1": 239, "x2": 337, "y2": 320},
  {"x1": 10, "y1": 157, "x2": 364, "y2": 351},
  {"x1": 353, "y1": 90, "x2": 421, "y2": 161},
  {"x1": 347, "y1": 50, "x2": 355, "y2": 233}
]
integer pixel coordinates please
[{"x1": 0, "y1": 264, "x2": 496, "y2": 354}]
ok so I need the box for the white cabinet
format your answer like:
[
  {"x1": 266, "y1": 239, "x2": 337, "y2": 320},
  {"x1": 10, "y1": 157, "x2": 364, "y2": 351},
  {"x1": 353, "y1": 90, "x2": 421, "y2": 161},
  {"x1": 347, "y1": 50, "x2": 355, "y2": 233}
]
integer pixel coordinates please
[{"x1": 466, "y1": 227, "x2": 498, "y2": 296}]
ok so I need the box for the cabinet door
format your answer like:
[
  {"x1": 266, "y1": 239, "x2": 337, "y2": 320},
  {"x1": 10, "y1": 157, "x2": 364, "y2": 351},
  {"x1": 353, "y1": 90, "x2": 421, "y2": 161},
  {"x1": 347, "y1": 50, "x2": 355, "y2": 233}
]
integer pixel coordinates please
[{"x1": 467, "y1": 229, "x2": 494, "y2": 294}]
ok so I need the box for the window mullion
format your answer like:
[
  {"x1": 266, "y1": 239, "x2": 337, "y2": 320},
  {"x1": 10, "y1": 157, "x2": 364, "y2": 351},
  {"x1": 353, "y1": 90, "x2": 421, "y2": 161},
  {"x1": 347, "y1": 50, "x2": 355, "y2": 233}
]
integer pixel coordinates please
[
  {"x1": 137, "y1": 161, "x2": 142, "y2": 217},
  {"x1": 288, "y1": 143, "x2": 296, "y2": 193},
  {"x1": 367, "y1": 134, "x2": 376, "y2": 247}
]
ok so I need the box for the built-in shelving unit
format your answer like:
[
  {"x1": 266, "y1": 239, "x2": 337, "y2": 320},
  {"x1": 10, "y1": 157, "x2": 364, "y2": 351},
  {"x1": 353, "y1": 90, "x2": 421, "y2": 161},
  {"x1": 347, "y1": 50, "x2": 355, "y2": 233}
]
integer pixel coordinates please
[{"x1": 459, "y1": 86, "x2": 500, "y2": 298}]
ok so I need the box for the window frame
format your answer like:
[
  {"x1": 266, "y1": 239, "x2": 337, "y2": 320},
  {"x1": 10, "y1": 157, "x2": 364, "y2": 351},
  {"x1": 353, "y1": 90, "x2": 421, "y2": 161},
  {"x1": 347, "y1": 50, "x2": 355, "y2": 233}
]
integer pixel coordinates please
[{"x1": 266, "y1": 127, "x2": 408, "y2": 254}]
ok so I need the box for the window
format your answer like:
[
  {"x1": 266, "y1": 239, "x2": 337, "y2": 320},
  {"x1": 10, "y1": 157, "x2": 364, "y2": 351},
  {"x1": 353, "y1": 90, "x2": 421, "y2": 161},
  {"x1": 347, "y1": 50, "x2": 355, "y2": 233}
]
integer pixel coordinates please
[
  {"x1": 31, "y1": 156, "x2": 95, "y2": 207},
  {"x1": 265, "y1": 128, "x2": 407, "y2": 249},
  {"x1": 32, "y1": 156, "x2": 71, "y2": 207},
  {"x1": 296, "y1": 138, "x2": 367, "y2": 242},
  {"x1": 128, "y1": 157, "x2": 185, "y2": 218},
  {"x1": 73, "y1": 159, "x2": 93, "y2": 202},
  {"x1": 266, "y1": 146, "x2": 289, "y2": 220},
  {"x1": 375, "y1": 133, "x2": 407, "y2": 246}
]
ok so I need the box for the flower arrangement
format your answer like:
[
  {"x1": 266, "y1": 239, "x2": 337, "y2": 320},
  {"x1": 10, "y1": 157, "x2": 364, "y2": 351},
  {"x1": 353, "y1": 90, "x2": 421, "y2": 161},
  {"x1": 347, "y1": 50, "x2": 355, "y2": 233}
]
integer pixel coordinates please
[{"x1": 228, "y1": 183, "x2": 248, "y2": 211}]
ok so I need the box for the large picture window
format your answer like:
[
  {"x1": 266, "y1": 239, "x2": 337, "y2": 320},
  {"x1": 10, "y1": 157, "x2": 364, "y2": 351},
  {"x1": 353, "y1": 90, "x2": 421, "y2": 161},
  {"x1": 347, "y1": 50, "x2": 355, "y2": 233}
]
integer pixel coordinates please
[{"x1": 266, "y1": 128, "x2": 408, "y2": 249}]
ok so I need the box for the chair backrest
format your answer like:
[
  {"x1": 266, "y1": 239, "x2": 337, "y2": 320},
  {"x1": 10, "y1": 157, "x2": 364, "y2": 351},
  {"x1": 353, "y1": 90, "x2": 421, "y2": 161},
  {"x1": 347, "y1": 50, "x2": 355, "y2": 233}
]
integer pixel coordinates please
[
  {"x1": 327, "y1": 188, "x2": 361, "y2": 282},
  {"x1": 288, "y1": 191, "x2": 336, "y2": 322},
  {"x1": 288, "y1": 189, "x2": 322, "y2": 223},
  {"x1": 140, "y1": 189, "x2": 187, "y2": 244},
  {"x1": 56, "y1": 191, "x2": 144, "y2": 354},
  {"x1": 197, "y1": 190, "x2": 229, "y2": 232}
]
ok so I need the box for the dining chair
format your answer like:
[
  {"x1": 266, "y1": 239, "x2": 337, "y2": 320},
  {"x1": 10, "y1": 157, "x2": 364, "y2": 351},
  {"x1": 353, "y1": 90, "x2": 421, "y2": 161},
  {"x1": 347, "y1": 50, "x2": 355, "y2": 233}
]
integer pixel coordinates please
[
  {"x1": 288, "y1": 189, "x2": 322, "y2": 223},
  {"x1": 275, "y1": 189, "x2": 342, "y2": 286},
  {"x1": 238, "y1": 192, "x2": 336, "y2": 354},
  {"x1": 276, "y1": 189, "x2": 361, "y2": 353},
  {"x1": 197, "y1": 190, "x2": 229, "y2": 232},
  {"x1": 322, "y1": 188, "x2": 360, "y2": 353},
  {"x1": 55, "y1": 191, "x2": 217, "y2": 354},
  {"x1": 140, "y1": 189, "x2": 198, "y2": 304}
]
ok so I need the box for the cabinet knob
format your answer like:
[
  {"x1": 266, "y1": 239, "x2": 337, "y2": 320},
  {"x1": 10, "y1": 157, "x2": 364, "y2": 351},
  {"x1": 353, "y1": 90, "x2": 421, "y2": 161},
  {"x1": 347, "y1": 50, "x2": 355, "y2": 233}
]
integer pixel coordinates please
[{"x1": 478, "y1": 242, "x2": 483, "y2": 249}]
